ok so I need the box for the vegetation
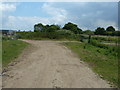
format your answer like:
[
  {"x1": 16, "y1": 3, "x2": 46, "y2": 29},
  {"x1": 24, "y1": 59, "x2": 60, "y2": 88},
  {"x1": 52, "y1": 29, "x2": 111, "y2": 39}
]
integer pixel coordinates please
[
  {"x1": 17, "y1": 22, "x2": 83, "y2": 40},
  {"x1": 94, "y1": 26, "x2": 120, "y2": 36},
  {"x1": 82, "y1": 30, "x2": 94, "y2": 35},
  {"x1": 2, "y1": 38, "x2": 29, "y2": 67},
  {"x1": 17, "y1": 22, "x2": 119, "y2": 41},
  {"x1": 106, "y1": 26, "x2": 115, "y2": 32},
  {"x1": 80, "y1": 34, "x2": 118, "y2": 43},
  {"x1": 63, "y1": 42, "x2": 118, "y2": 87},
  {"x1": 34, "y1": 23, "x2": 60, "y2": 33},
  {"x1": 94, "y1": 27, "x2": 106, "y2": 35},
  {"x1": 0, "y1": 47, "x2": 1, "y2": 67},
  {"x1": 17, "y1": 31, "x2": 80, "y2": 41},
  {"x1": 17, "y1": 22, "x2": 119, "y2": 42},
  {"x1": 63, "y1": 22, "x2": 82, "y2": 34}
]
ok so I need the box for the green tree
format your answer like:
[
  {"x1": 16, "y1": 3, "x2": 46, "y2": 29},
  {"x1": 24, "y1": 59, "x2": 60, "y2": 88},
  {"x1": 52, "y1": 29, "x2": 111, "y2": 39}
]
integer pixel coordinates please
[
  {"x1": 44, "y1": 24, "x2": 60, "y2": 32},
  {"x1": 63, "y1": 22, "x2": 82, "y2": 34},
  {"x1": 34, "y1": 23, "x2": 60, "y2": 32},
  {"x1": 94, "y1": 27, "x2": 106, "y2": 35},
  {"x1": 50, "y1": 25, "x2": 60, "y2": 30},
  {"x1": 106, "y1": 26, "x2": 115, "y2": 32},
  {"x1": 34, "y1": 23, "x2": 44, "y2": 32}
]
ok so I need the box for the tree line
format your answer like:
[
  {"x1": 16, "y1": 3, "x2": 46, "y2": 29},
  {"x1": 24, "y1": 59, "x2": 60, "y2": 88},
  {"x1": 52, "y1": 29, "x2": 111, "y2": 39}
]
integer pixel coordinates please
[
  {"x1": 34, "y1": 22, "x2": 82, "y2": 34},
  {"x1": 34, "y1": 22, "x2": 120, "y2": 36},
  {"x1": 94, "y1": 26, "x2": 120, "y2": 36}
]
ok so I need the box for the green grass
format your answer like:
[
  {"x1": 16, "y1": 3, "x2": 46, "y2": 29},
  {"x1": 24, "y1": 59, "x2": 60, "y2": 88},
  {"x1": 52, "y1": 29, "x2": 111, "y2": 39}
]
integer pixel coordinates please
[
  {"x1": 63, "y1": 42, "x2": 118, "y2": 87},
  {"x1": 2, "y1": 39, "x2": 29, "y2": 67},
  {"x1": 0, "y1": 40, "x2": 2, "y2": 68},
  {"x1": 17, "y1": 31, "x2": 80, "y2": 41},
  {"x1": 31, "y1": 38, "x2": 78, "y2": 41},
  {"x1": 0, "y1": 41, "x2": 1, "y2": 58},
  {"x1": 81, "y1": 34, "x2": 119, "y2": 43}
]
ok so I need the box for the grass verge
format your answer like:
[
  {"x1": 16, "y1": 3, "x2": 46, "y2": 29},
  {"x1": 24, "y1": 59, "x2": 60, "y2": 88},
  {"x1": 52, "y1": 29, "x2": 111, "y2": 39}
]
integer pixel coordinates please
[
  {"x1": 29, "y1": 38, "x2": 79, "y2": 41},
  {"x1": 63, "y1": 42, "x2": 118, "y2": 87},
  {"x1": 2, "y1": 39, "x2": 29, "y2": 67}
]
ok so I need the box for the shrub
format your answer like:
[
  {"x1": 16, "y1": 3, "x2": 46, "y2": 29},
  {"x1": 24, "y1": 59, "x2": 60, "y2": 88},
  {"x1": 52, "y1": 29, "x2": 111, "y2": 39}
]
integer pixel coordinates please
[
  {"x1": 2, "y1": 36, "x2": 11, "y2": 40},
  {"x1": 17, "y1": 30, "x2": 80, "y2": 40},
  {"x1": 55, "y1": 30, "x2": 79, "y2": 39}
]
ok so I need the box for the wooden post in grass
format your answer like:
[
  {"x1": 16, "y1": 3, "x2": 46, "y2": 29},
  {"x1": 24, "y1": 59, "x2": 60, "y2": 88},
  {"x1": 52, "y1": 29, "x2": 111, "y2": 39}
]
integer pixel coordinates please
[{"x1": 88, "y1": 34, "x2": 91, "y2": 43}]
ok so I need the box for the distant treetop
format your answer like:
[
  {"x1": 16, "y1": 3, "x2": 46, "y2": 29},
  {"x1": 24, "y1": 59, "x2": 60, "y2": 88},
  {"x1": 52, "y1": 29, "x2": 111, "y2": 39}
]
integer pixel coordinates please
[{"x1": 106, "y1": 26, "x2": 115, "y2": 32}]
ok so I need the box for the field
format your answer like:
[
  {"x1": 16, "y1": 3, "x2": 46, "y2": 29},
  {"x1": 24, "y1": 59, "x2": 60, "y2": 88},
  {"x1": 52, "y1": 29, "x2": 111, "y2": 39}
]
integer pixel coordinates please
[
  {"x1": 63, "y1": 42, "x2": 118, "y2": 87},
  {"x1": 2, "y1": 39, "x2": 29, "y2": 67}
]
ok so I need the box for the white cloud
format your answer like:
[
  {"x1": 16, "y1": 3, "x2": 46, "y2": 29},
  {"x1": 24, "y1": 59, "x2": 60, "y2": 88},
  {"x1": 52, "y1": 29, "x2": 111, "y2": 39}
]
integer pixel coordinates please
[
  {"x1": 42, "y1": 3, "x2": 67, "y2": 16},
  {"x1": 1, "y1": 2, "x2": 118, "y2": 31},
  {"x1": 41, "y1": 3, "x2": 68, "y2": 24},
  {"x1": 0, "y1": 2, "x2": 18, "y2": 29},
  {"x1": 2, "y1": 16, "x2": 49, "y2": 30},
  {"x1": 2, "y1": 2, "x2": 69, "y2": 30},
  {"x1": 2, "y1": 15, "x2": 67, "y2": 30},
  {"x1": 0, "y1": 3, "x2": 16, "y2": 12}
]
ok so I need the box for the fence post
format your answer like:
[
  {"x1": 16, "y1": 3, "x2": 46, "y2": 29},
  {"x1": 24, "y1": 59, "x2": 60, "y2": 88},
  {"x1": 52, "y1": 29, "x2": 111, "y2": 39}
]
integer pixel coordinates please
[{"x1": 88, "y1": 34, "x2": 91, "y2": 43}]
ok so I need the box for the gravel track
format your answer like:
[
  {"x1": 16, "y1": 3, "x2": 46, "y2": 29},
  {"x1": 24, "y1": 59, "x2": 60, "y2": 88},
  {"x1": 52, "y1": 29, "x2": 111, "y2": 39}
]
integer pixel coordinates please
[{"x1": 2, "y1": 40, "x2": 110, "y2": 88}]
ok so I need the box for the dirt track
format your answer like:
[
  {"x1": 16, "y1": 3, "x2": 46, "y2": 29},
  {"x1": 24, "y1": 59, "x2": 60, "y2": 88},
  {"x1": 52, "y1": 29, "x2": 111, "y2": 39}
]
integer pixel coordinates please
[{"x1": 2, "y1": 40, "x2": 110, "y2": 88}]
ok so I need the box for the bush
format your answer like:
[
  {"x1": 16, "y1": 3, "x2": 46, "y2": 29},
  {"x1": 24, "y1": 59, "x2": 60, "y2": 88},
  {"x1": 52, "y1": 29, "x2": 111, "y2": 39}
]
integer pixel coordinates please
[
  {"x1": 2, "y1": 36, "x2": 11, "y2": 40},
  {"x1": 17, "y1": 30, "x2": 80, "y2": 40},
  {"x1": 55, "y1": 30, "x2": 80, "y2": 40}
]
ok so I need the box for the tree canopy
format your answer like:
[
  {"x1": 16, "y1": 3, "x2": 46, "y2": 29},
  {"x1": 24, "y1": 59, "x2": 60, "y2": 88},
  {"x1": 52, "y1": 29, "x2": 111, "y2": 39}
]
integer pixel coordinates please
[
  {"x1": 94, "y1": 27, "x2": 106, "y2": 35},
  {"x1": 94, "y1": 26, "x2": 117, "y2": 36},
  {"x1": 106, "y1": 26, "x2": 115, "y2": 32},
  {"x1": 63, "y1": 22, "x2": 82, "y2": 34},
  {"x1": 34, "y1": 22, "x2": 119, "y2": 36},
  {"x1": 34, "y1": 23, "x2": 44, "y2": 32},
  {"x1": 34, "y1": 23, "x2": 60, "y2": 32}
]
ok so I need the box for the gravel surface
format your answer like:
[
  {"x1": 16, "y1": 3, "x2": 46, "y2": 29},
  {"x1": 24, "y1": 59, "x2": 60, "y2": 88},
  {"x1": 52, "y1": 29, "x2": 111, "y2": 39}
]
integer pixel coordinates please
[{"x1": 2, "y1": 40, "x2": 110, "y2": 88}]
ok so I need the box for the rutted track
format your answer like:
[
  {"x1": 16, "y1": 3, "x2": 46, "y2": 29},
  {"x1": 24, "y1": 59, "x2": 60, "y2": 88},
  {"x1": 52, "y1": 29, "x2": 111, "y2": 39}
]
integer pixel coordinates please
[{"x1": 2, "y1": 40, "x2": 110, "y2": 88}]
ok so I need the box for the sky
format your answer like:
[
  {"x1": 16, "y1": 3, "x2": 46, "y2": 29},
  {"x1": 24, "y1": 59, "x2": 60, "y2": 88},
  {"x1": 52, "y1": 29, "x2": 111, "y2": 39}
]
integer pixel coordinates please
[{"x1": 0, "y1": 1, "x2": 118, "y2": 31}]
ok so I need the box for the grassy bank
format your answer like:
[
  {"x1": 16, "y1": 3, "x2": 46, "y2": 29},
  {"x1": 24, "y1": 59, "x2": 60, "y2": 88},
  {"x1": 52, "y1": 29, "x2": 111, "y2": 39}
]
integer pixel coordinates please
[
  {"x1": 2, "y1": 39, "x2": 29, "y2": 67},
  {"x1": 63, "y1": 42, "x2": 118, "y2": 87}
]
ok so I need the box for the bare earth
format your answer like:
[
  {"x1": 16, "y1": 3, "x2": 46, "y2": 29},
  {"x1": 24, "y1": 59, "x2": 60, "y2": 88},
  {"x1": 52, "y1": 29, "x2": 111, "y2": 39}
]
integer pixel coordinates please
[{"x1": 2, "y1": 40, "x2": 110, "y2": 88}]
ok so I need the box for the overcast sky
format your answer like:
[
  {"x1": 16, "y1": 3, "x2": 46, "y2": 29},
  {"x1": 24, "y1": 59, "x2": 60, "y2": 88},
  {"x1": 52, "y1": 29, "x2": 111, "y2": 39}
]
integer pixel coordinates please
[{"x1": 1, "y1": 2, "x2": 118, "y2": 31}]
